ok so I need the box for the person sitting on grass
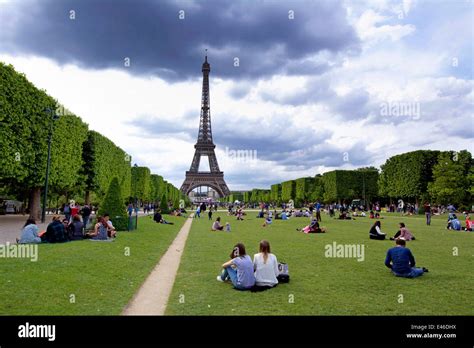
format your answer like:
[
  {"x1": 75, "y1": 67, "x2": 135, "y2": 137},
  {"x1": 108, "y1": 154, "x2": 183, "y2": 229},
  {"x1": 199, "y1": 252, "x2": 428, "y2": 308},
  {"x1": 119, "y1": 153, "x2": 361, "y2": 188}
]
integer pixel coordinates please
[
  {"x1": 216, "y1": 243, "x2": 255, "y2": 291},
  {"x1": 390, "y1": 222, "x2": 415, "y2": 241},
  {"x1": 262, "y1": 211, "x2": 273, "y2": 227},
  {"x1": 18, "y1": 218, "x2": 41, "y2": 244},
  {"x1": 253, "y1": 240, "x2": 279, "y2": 290},
  {"x1": 447, "y1": 214, "x2": 461, "y2": 231},
  {"x1": 369, "y1": 220, "x2": 386, "y2": 240},
  {"x1": 369, "y1": 210, "x2": 375, "y2": 219},
  {"x1": 42, "y1": 215, "x2": 68, "y2": 243},
  {"x1": 281, "y1": 210, "x2": 289, "y2": 220},
  {"x1": 273, "y1": 209, "x2": 281, "y2": 220},
  {"x1": 257, "y1": 210, "x2": 264, "y2": 218},
  {"x1": 62, "y1": 218, "x2": 70, "y2": 232},
  {"x1": 384, "y1": 238, "x2": 428, "y2": 278},
  {"x1": 236, "y1": 208, "x2": 244, "y2": 221},
  {"x1": 153, "y1": 209, "x2": 174, "y2": 225},
  {"x1": 465, "y1": 215, "x2": 474, "y2": 231},
  {"x1": 88, "y1": 216, "x2": 109, "y2": 240},
  {"x1": 212, "y1": 217, "x2": 224, "y2": 231},
  {"x1": 68, "y1": 214, "x2": 84, "y2": 241},
  {"x1": 103, "y1": 213, "x2": 117, "y2": 238}
]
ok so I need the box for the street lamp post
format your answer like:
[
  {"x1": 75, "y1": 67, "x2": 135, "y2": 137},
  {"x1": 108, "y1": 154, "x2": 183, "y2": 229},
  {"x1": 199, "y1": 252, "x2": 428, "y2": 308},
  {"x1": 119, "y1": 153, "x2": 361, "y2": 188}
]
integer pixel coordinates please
[
  {"x1": 133, "y1": 163, "x2": 138, "y2": 230},
  {"x1": 41, "y1": 108, "x2": 59, "y2": 223}
]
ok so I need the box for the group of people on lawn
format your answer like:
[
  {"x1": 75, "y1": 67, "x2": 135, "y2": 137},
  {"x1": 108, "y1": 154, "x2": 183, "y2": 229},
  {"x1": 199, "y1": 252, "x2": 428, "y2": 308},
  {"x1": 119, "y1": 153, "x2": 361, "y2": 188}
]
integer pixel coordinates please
[
  {"x1": 213, "y1": 211, "x2": 432, "y2": 288},
  {"x1": 367, "y1": 220, "x2": 427, "y2": 278},
  {"x1": 18, "y1": 213, "x2": 116, "y2": 244},
  {"x1": 217, "y1": 240, "x2": 280, "y2": 291}
]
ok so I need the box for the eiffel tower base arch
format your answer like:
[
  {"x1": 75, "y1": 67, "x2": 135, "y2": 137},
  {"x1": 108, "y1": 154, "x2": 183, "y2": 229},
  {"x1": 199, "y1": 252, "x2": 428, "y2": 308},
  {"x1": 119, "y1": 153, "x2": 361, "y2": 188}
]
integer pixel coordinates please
[{"x1": 180, "y1": 171, "x2": 230, "y2": 198}]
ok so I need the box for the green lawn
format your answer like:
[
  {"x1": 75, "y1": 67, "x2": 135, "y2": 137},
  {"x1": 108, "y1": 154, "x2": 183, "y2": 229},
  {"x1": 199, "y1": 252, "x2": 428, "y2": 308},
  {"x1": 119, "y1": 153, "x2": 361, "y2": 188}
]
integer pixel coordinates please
[
  {"x1": 0, "y1": 215, "x2": 185, "y2": 315},
  {"x1": 166, "y1": 211, "x2": 474, "y2": 315}
]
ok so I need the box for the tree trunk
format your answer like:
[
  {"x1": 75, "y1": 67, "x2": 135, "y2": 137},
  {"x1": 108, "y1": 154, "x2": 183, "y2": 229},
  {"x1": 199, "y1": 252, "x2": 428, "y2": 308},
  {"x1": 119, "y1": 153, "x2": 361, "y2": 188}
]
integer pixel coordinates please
[
  {"x1": 85, "y1": 191, "x2": 91, "y2": 205},
  {"x1": 28, "y1": 187, "x2": 42, "y2": 220}
]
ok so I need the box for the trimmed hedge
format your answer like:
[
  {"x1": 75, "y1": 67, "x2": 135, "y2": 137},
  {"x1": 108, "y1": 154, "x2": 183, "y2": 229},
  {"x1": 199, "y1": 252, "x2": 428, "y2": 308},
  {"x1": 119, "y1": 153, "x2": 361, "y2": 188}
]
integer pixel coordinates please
[
  {"x1": 270, "y1": 184, "x2": 282, "y2": 203},
  {"x1": 281, "y1": 180, "x2": 296, "y2": 202},
  {"x1": 131, "y1": 166, "x2": 151, "y2": 202},
  {"x1": 83, "y1": 131, "x2": 131, "y2": 204}
]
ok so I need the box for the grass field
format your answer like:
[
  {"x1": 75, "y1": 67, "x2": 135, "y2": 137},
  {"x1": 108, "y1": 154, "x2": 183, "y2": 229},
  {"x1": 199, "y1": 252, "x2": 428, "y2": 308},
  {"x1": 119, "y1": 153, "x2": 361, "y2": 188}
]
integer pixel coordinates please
[
  {"x1": 0, "y1": 215, "x2": 185, "y2": 315},
  {"x1": 166, "y1": 211, "x2": 474, "y2": 315}
]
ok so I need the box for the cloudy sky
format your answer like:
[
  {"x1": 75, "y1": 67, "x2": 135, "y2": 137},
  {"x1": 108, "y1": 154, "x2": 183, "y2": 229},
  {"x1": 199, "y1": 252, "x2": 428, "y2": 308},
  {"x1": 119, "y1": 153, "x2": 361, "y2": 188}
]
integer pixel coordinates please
[{"x1": 0, "y1": 0, "x2": 472, "y2": 190}]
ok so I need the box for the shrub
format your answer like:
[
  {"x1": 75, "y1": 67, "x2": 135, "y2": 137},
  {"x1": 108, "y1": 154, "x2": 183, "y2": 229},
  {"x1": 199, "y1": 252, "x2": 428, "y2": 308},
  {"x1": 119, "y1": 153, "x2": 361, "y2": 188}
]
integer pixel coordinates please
[
  {"x1": 160, "y1": 194, "x2": 170, "y2": 214},
  {"x1": 98, "y1": 177, "x2": 128, "y2": 231}
]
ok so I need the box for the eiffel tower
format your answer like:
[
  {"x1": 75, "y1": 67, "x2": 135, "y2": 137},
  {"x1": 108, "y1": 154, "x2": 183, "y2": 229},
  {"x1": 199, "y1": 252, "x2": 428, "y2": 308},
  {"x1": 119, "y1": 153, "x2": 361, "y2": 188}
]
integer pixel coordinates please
[{"x1": 180, "y1": 55, "x2": 230, "y2": 198}]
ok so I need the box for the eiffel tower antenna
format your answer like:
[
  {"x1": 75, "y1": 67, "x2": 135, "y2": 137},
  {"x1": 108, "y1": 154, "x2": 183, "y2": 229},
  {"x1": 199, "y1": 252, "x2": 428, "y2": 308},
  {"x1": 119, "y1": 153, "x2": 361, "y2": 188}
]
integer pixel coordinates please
[{"x1": 180, "y1": 54, "x2": 230, "y2": 198}]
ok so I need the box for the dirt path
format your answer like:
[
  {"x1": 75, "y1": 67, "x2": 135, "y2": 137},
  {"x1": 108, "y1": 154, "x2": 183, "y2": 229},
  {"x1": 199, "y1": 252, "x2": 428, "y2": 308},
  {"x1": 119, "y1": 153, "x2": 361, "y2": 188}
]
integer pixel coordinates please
[{"x1": 122, "y1": 214, "x2": 194, "y2": 315}]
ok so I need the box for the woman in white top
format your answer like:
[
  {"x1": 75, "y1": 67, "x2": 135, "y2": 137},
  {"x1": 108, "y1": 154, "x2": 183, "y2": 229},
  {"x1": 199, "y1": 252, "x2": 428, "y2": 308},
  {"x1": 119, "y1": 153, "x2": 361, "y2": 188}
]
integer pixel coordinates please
[{"x1": 253, "y1": 240, "x2": 279, "y2": 287}]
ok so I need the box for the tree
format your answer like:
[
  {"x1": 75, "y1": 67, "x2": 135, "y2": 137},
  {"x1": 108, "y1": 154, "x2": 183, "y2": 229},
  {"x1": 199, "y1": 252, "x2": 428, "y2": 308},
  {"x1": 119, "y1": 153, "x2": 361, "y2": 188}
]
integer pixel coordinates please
[
  {"x1": 243, "y1": 191, "x2": 252, "y2": 203},
  {"x1": 98, "y1": 177, "x2": 128, "y2": 231},
  {"x1": 309, "y1": 175, "x2": 325, "y2": 202},
  {"x1": 295, "y1": 177, "x2": 316, "y2": 206},
  {"x1": 149, "y1": 174, "x2": 165, "y2": 203},
  {"x1": 131, "y1": 166, "x2": 151, "y2": 203},
  {"x1": 270, "y1": 184, "x2": 282, "y2": 204},
  {"x1": 82, "y1": 131, "x2": 131, "y2": 204},
  {"x1": 160, "y1": 194, "x2": 170, "y2": 214},
  {"x1": 378, "y1": 150, "x2": 440, "y2": 202},
  {"x1": 322, "y1": 169, "x2": 378, "y2": 204},
  {"x1": 0, "y1": 62, "x2": 89, "y2": 219},
  {"x1": 281, "y1": 180, "x2": 296, "y2": 202},
  {"x1": 428, "y1": 152, "x2": 468, "y2": 205}
]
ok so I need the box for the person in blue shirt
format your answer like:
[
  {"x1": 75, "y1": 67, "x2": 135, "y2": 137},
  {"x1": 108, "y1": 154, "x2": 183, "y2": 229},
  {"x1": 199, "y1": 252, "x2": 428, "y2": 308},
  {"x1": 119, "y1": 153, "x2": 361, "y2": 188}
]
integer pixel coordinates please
[
  {"x1": 385, "y1": 239, "x2": 428, "y2": 278},
  {"x1": 447, "y1": 214, "x2": 461, "y2": 230},
  {"x1": 315, "y1": 201, "x2": 322, "y2": 222},
  {"x1": 18, "y1": 219, "x2": 41, "y2": 244},
  {"x1": 195, "y1": 205, "x2": 201, "y2": 219},
  {"x1": 217, "y1": 243, "x2": 255, "y2": 290}
]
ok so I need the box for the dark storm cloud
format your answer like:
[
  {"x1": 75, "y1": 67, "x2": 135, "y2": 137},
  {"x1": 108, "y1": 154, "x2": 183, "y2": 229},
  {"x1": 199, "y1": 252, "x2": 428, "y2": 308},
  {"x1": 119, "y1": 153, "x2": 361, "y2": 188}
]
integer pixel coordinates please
[
  {"x1": 0, "y1": 0, "x2": 359, "y2": 81},
  {"x1": 131, "y1": 111, "x2": 374, "y2": 171}
]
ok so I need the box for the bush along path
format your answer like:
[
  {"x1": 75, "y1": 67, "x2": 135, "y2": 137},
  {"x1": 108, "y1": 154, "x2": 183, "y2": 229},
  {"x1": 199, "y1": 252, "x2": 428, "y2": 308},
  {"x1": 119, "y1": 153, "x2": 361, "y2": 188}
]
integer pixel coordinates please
[{"x1": 122, "y1": 214, "x2": 194, "y2": 315}]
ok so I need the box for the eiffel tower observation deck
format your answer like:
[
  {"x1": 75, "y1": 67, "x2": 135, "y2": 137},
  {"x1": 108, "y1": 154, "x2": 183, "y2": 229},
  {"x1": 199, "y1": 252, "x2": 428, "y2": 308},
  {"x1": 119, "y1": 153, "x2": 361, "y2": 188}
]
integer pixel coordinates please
[{"x1": 180, "y1": 55, "x2": 230, "y2": 198}]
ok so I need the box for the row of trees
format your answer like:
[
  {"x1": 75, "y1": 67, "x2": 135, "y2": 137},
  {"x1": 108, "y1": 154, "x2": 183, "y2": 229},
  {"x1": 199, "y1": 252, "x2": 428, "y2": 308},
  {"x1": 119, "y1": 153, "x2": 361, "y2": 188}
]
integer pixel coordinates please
[
  {"x1": 0, "y1": 62, "x2": 184, "y2": 221},
  {"x1": 131, "y1": 166, "x2": 187, "y2": 211},
  {"x1": 224, "y1": 150, "x2": 473, "y2": 209}
]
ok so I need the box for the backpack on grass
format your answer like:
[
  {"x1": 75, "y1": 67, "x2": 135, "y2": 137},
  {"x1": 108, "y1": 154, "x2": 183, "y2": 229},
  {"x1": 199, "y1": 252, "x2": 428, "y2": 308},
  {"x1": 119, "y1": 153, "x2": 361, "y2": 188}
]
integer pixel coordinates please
[{"x1": 277, "y1": 262, "x2": 290, "y2": 283}]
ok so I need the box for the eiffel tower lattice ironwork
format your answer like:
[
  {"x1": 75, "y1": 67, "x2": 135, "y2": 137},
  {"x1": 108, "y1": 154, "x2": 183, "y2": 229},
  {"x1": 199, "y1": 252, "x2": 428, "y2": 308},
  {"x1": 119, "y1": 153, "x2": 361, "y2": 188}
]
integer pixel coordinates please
[{"x1": 180, "y1": 55, "x2": 230, "y2": 198}]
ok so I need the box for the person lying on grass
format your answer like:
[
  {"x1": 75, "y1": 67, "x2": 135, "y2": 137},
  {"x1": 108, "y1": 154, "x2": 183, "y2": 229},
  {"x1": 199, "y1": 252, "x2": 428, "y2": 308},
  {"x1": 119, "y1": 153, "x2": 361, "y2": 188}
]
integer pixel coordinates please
[
  {"x1": 211, "y1": 217, "x2": 224, "y2": 231},
  {"x1": 369, "y1": 221, "x2": 386, "y2": 240},
  {"x1": 296, "y1": 219, "x2": 326, "y2": 233},
  {"x1": 153, "y1": 209, "x2": 174, "y2": 225},
  {"x1": 217, "y1": 243, "x2": 255, "y2": 291},
  {"x1": 390, "y1": 222, "x2": 415, "y2": 241},
  {"x1": 253, "y1": 240, "x2": 279, "y2": 289},
  {"x1": 338, "y1": 211, "x2": 353, "y2": 220},
  {"x1": 385, "y1": 238, "x2": 428, "y2": 278}
]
